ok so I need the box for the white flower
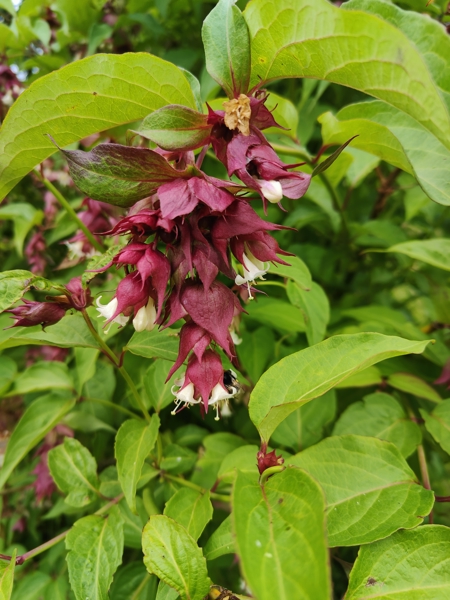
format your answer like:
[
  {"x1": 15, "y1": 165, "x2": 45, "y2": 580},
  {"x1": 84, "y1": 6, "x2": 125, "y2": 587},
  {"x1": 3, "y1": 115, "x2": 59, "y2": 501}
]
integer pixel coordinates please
[
  {"x1": 235, "y1": 249, "x2": 269, "y2": 299},
  {"x1": 133, "y1": 298, "x2": 157, "y2": 332},
  {"x1": 95, "y1": 296, "x2": 128, "y2": 332},
  {"x1": 208, "y1": 382, "x2": 238, "y2": 421},
  {"x1": 170, "y1": 381, "x2": 200, "y2": 415},
  {"x1": 230, "y1": 330, "x2": 242, "y2": 345},
  {"x1": 257, "y1": 179, "x2": 283, "y2": 203},
  {"x1": 64, "y1": 240, "x2": 97, "y2": 260}
]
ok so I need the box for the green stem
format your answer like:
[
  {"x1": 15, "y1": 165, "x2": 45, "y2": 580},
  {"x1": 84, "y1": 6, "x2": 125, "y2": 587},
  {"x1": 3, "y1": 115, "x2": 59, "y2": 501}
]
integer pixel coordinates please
[
  {"x1": 85, "y1": 396, "x2": 140, "y2": 420},
  {"x1": 256, "y1": 281, "x2": 287, "y2": 290},
  {"x1": 35, "y1": 172, "x2": 104, "y2": 253},
  {"x1": 259, "y1": 465, "x2": 285, "y2": 486},
  {"x1": 81, "y1": 309, "x2": 151, "y2": 423},
  {"x1": 163, "y1": 473, "x2": 231, "y2": 503},
  {"x1": 270, "y1": 143, "x2": 311, "y2": 163}
]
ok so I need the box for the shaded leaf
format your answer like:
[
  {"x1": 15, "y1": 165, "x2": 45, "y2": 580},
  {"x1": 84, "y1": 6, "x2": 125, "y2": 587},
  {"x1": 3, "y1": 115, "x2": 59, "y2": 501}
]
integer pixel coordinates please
[
  {"x1": 270, "y1": 255, "x2": 312, "y2": 290},
  {"x1": 164, "y1": 488, "x2": 213, "y2": 541},
  {"x1": 386, "y1": 239, "x2": 450, "y2": 270},
  {"x1": 312, "y1": 137, "x2": 357, "y2": 177},
  {"x1": 421, "y1": 400, "x2": 450, "y2": 456},
  {"x1": 126, "y1": 328, "x2": 180, "y2": 363},
  {"x1": 387, "y1": 372, "x2": 441, "y2": 403},
  {"x1": 144, "y1": 360, "x2": 178, "y2": 412},
  {"x1": 204, "y1": 516, "x2": 234, "y2": 561},
  {"x1": 7, "y1": 361, "x2": 73, "y2": 396},
  {"x1": 287, "y1": 280, "x2": 329, "y2": 345}
]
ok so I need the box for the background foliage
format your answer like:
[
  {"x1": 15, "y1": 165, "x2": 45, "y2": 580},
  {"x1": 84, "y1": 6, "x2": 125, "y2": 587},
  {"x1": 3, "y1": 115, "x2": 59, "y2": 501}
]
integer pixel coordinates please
[{"x1": 1, "y1": 0, "x2": 450, "y2": 599}]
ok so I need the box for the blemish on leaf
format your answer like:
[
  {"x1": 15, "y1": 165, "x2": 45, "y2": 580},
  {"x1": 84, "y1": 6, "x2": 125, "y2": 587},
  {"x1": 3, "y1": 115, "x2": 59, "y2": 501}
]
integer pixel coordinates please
[
  {"x1": 93, "y1": 91, "x2": 98, "y2": 95},
  {"x1": 278, "y1": 497, "x2": 284, "y2": 504},
  {"x1": 366, "y1": 577, "x2": 377, "y2": 587}
]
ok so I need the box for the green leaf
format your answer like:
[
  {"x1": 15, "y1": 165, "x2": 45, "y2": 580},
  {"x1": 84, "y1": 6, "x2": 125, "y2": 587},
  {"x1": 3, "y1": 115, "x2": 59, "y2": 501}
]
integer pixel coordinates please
[
  {"x1": 233, "y1": 468, "x2": 331, "y2": 600},
  {"x1": 110, "y1": 564, "x2": 156, "y2": 600},
  {"x1": 0, "y1": 550, "x2": 16, "y2": 600},
  {"x1": 136, "y1": 105, "x2": 210, "y2": 151},
  {"x1": 126, "y1": 328, "x2": 180, "y2": 363},
  {"x1": 287, "y1": 280, "x2": 329, "y2": 345},
  {"x1": 7, "y1": 361, "x2": 73, "y2": 396},
  {"x1": 204, "y1": 516, "x2": 234, "y2": 561},
  {"x1": 217, "y1": 445, "x2": 259, "y2": 485},
  {"x1": 60, "y1": 142, "x2": 182, "y2": 207},
  {"x1": 191, "y1": 433, "x2": 246, "y2": 489},
  {"x1": 244, "y1": 0, "x2": 450, "y2": 148},
  {"x1": 142, "y1": 515, "x2": 211, "y2": 600},
  {"x1": 0, "y1": 204, "x2": 43, "y2": 256},
  {"x1": 312, "y1": 136, "x2": 357, "y2": 177},
  {"x1": 0, "y1": 357, "x2": 17, "y2": 397},
  {"x1": 0, "y1": 269, "x2": 62, "y2": 313},
  {"x1": 270, "y1": 255, "x2": 312, "y2": 290},
  {"x1": 319, "y1": 102, "x2": 450, "y2": 206},
  {"x1": 0, "y1": 53, "x2": 197, "y2": 200},
  {"x1": 202, "y1": 0, "x2": 250, "y2": 98},
  {"x1": 0, "y1": 393, "x2": 75, "y2": 489},
  {"x1": 421, "y1": 400, "x2": 450, "y2": 456},
  {"x1": 249, "y1": 333, "x2": 430, "y2": 442},
  {"x1": 160, "y1": 444, "x2": 197, "y2": 475},
  {"x1": 346, "y1": 525, "x2": 450, "y2": 599},
  {"x1": 333, "y1": 392, "x2": 421, "y2": 458},
  {"x1": 0, "y1": 0, "x2": 15, "y2": 14},
  {"x1": 271, "y1": 390, "x2": 336, "y2": 453},
  {"x1": 237, "y1": 327, "x2": 274, "y2": 383},
  {"x1": 115, "y1": 415, "x2": 160, "y2": 513},
  {"x1": 48, "y1": 437, "x2": 99, "y2": 507},
  {"x1": 144, "y1": 360, "x2": 178, "y2": 412},
  {"x1": 387, "y1": 372, "x2": 442, "y2": 403},
  {"x1": 289, "y1": 435, "x2": 434, "y2": 547},
  {"x1": 82, "y1": 240, "x2": 127, "y2": 286},
  {"x1": 245, "y1": 298, "x2": 305, "y2": 334},
  {"x1": 11, "y1": 572, "x2": 51, "y2": 600},
  {"x1": 385, "y1": 239, "x2": 450, "y2": 271},
  {"x1": 66, "y1": 506, "x2": 124, "y2": 600},
  {"x1": 164, "y1": 488, "x2": 213, "y2": 541},
  {"x1": 335, "y1": 365, "x2": 382, "y2": 388}
]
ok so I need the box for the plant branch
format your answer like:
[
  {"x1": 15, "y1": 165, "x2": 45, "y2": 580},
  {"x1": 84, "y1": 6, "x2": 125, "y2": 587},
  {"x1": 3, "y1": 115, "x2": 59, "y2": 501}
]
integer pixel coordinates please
[
  {"x1": 84, "y1": 396, "x2": 140, "y2": 420},
  {"x1": 162, "y1": 472, "x2": 231, "y2": 503},
  {"x1": 34, "y1": 171, "x2": 104, "y2": 252},
  {"x1": 0, "y1": 493, "x2": 124, "y2": 566}
]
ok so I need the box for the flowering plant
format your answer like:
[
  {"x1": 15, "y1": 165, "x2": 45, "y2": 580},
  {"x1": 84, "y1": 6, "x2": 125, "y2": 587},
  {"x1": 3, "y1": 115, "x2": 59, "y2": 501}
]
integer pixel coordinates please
[{"x1": 1, "y1": 0, "x2": 450, "y2": 599}]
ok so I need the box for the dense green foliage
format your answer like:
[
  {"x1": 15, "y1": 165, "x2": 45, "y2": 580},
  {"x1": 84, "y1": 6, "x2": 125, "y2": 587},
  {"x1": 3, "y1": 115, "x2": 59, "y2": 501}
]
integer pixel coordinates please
[{"x1": 1, "y1": 0, "x2": 450, "y2": 599}]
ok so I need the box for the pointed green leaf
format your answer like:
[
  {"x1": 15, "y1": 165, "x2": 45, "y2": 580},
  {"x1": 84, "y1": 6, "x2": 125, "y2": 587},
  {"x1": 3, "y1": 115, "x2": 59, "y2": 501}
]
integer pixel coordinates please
[
  {"x1": 144, "y1": 360, "x2": 178, "y2": 412},
  {"x1": 289, "y1": 435, "x2": 434, "y2": 547},
  {"x1": 0, "y1": 551, "x2": 16, "y2": 600},
  {"x1": 346, "y1": 526, "x2": 450, "y2": 599},
  {"x1": 0, "y1": 269, "x2": 63, "y2": 313},
  {"x1": 0, "y1": 393, "x2": 75, "y2": 489},
  {"x1": 115, "y1": 415, "x2": 160, "y2": 513},
  {"x1": 385, "y1": 239, "x2": 450, "y2": 271},
  {"x1": 136, "y1": 105, "x2": 210, "y2": 151},
  {"x1": 164, "y1": 488, "x2": 213, "y2": 541},
  {"x1": 204, "y1": 516, "x2": 234, "y2": 561},
  {"x1": 244, "y1": 0, "x2": 450, "y2": 147},
  {"x1": 249, "y1": 333, "x2": 430, "y2": 442},
  {"x1": 319, "y1": 103, "x2": 450, "y2": 206},
  {"x1": 66, "y1": 506, "x2": 124, "y2": 600},
  {"x1": 48, "y1": 437, "x2": 99, "y2": 507},
  {"x1": 61, "y1": 143, "x2": 182, "y2": 207},
  {"x1": 421, "y1": 400, "x2": 450, "y2": 456},
  {"x1": 333, "y1": 392, "x2": 421, "y2": 458},
  {"x1": 126, "y1": 328, "x2": 180, "y2": 363},
  {"x1": 233, "y1": 468, "x2": 331, "y2": 600},
  {"x1": 312, "y1": 137, "x2": 357, "y2": 177},
  {"x1": 270, "y1": 255, "x2": 312, "y2": 291},
  {"x1": 387, "y1": 372, "x2": 441, "y2": 403},
  {"x1": 202, "y1": 0, "x2": 251, "y2": 98},
  {"x1": 287, "y1": 280, "x2": 329, "y2": 345},
  {"x1": 7, "y1": 361, "x2": 73, "y2": 396},
  {"x1": 0, "y1": 53, "x2": 196, "y2": 200},
  {"x1": 142, "y1": 515, "x2": 211, "y2": 600}
]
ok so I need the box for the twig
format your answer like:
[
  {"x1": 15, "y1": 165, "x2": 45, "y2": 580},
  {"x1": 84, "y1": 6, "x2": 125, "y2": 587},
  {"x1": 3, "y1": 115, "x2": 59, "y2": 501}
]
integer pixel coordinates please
[
  {"x1": 162, "y1": 472, "x2": 231, "y2": 503},
  {"x1": 371, "y1": 167, "x2": 401, "y2": 218}
]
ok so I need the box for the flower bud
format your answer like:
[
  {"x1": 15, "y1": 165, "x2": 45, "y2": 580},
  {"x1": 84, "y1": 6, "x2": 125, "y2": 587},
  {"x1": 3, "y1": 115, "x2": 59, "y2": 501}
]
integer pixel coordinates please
[
  {"x1": 257, "y1": 179, "x2": 283, "y2": 203},
  {"x1": 95, "y1": 296, "x2": 128, "y2": 331},
  {"x1": 132, "y1": 298, "x2": 157, "y2": 332}
]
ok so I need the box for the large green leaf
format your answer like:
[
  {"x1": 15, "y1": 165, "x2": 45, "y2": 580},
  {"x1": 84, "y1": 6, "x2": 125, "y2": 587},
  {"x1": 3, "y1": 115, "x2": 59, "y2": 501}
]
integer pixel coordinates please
[
  {"x1": 0, "y1": 53, "x2": 196, "y2": 200},
  {"x1": 126, "y1": 328, "x2": 180, "y2": 363},
  {"x1": 346, "y1": 526, "x2": 450, "y2": 599},
  {"x1": 202, "y1": 0, "x2": 250, "y2": 98},
  {"x1": 0, "y1": 551, "x2": 15, "y2": 600},
  {"x1": 0, "y1": 393, "x2": 75, "y2": 489},
  {"x1": 385, "y1": 239, "x2": 450, "y2": 270},
  {"x1": 7, "y1": 361, "x2": 73, "y2": 396},
  {"x1": 289, "y1": 435, "x2": 434, "y2": 547},
  {"x1": 66, "y1": 507, "x2": 124, "y2": 600},
  {"x1": 115, "y1": 415, "x2": 160, "y2": 514},
  {"x1": 48, "y1": 437, "x2": 99, "y2": 507},
  {"x1": 164, "y1": 488, "x2": 213, "y2": 541},
  {"x1": 333, "y1": 392, "x2": 421, "y2": 458},
  {"x1": 286, "y1": 280, "x2": 329, "y2": 345},
  {"x1": 233, "y1": 468, "x2": 330, "y2": 600},
  {"x1": 319, "y1": 102, "x2": 450, "y2": 206},
  {"x1": 142, "y1": 515, "x2": 210, "y2": 600},
  {"x1": 203, "y1": 516, "x2": 234, "y2": 561},
  {"x1": 244, "y1": 0, "x2": 450, "y2": 147},
  {"x1": 249, "y1": 333, "x2": 430, "y2": 442}
]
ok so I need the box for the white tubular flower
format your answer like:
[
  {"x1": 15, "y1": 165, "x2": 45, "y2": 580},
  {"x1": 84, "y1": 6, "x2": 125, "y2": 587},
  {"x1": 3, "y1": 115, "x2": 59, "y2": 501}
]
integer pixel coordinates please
[
  {"x1": 95, "y1": 296, "x2": 128, "y2": 332},
  {"x1": 171, "y1": 381, "x2": 200, "y2": 415},
  {"x1": 133, "y1": 298, "x2": 157, "y2": 332},
  {"x1": 208, "y1": 383, "x2": 237, "y2": 421},
  {"x1": 230, "y1": 330, "x2": 242, "y2": 345},
  {"x1": 235, "y1": 249, "x2": 269, "y2": 299},
  {"x1": 257, "y1": 179, "x2": 283, "y2": 203}
]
